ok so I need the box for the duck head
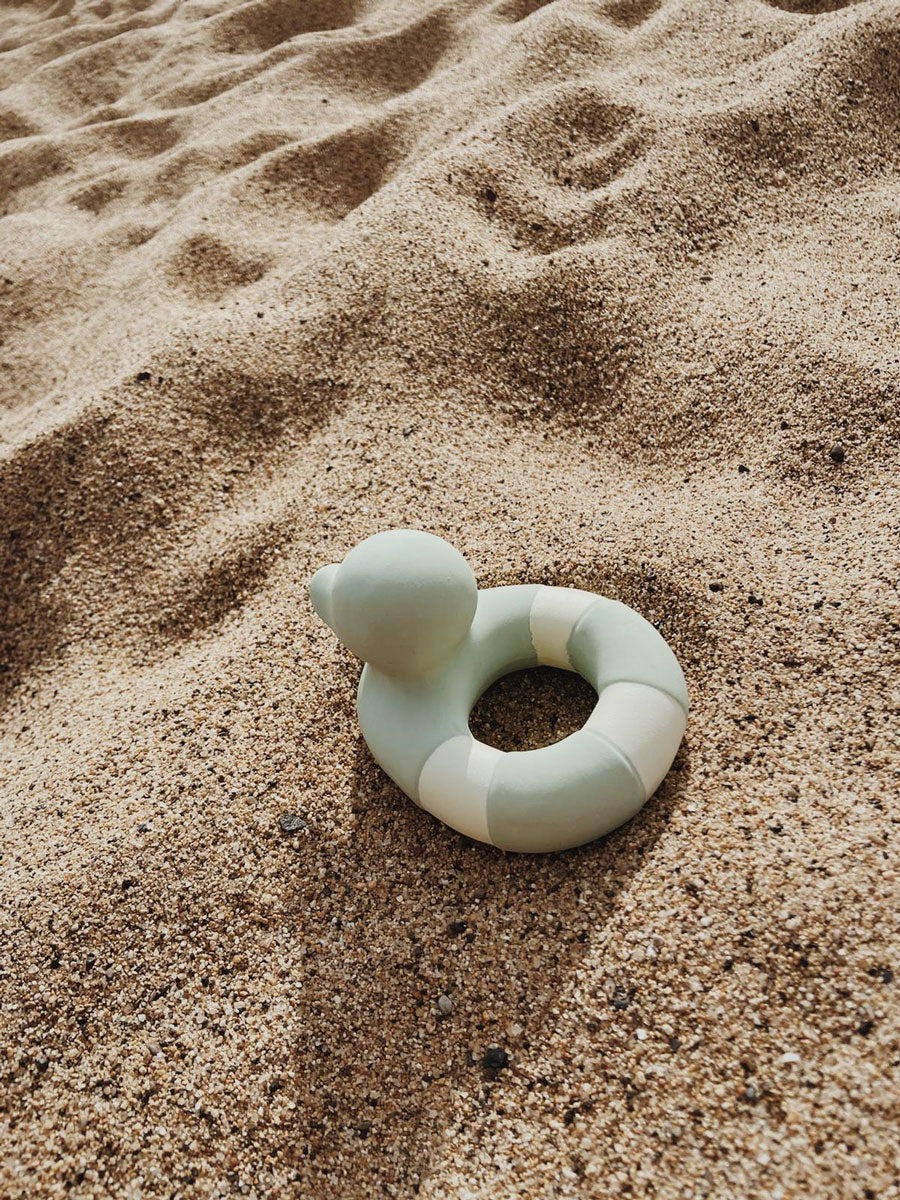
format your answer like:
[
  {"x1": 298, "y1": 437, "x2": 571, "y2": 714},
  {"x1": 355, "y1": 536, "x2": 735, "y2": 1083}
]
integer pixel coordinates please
[{"x1": 309, "y1": 529, "x2": 477, "y2": 678}]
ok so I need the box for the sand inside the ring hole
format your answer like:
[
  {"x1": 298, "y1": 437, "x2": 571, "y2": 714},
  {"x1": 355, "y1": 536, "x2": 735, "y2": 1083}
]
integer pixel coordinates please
[{"x1": 467, "y1": 666, "x2": 597, "y2": 752}]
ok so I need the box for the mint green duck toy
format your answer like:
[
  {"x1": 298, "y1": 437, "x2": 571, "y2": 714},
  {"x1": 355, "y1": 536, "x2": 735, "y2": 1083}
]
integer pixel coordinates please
[{"x1": 310, "y1": 530, "x2": 687, "y2": 853}]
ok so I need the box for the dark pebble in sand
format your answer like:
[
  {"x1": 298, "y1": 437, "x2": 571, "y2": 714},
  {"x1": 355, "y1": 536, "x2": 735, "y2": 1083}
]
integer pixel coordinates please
[
  {"x1": 829, "y1": 443, "x2": 845, "y2": 464},
  {"x1": 278, "y1": 812, "x2": 307, "y2": 834},
  {"x1": 611, "y1": 986, "x2": 633, "y2": 1011},
  {"x1": 482, "y1": 1048, "x2": 509, "y2": 1070}
]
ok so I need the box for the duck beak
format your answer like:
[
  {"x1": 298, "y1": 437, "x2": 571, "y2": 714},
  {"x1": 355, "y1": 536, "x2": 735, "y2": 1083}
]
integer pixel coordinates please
[{"x1": 309, "y1": 563, "x2": 339, "y2": 632}]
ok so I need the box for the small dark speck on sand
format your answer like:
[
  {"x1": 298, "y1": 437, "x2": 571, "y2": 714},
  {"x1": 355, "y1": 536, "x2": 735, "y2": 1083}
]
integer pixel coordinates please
[
  {"x1": 136, "y1": 370, "x2": 151, "y2": 382},
  {"x1": 857, "y1": 1020, "x2": 874, "y2": 1036},
  {"x1": 482, "y1": 1048, "x2": 509, "y2": 1070},
  {"x1": 484, "y1": 186, "x2": 497, "y2": 204},
  {"x1": 448, "y1": 920, "x2": 468, "y2": 936},
  {"x1": 829, "y1": 443, "x2": 845, "y2": 464},
  {"x1": 278, "y1": 812, "x2": 307, "y2": 834}
]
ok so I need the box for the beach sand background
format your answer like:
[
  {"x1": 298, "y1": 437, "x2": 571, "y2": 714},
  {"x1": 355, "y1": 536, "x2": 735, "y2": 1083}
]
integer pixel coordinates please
[{"x1": 1, "y1": 0, "x2": 899, "y2": 1195}]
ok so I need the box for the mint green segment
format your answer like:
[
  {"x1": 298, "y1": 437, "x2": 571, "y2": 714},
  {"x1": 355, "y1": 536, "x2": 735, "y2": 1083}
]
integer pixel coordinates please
[
  {"x1": 567, "y1": 597, "x2": 689, "y2": 714},
  {"x1": 356, "y1": 584, "x2": 539, "y2": 802},
  {"x1": 485, "y1": 730, "x2": 645, "y2": 853},
  {"x1": 357, "y1": 665, "x2": 471, "y2": 802},
  {"x1": 466, "y1": 584, "x2": 539, "y2": 679}
]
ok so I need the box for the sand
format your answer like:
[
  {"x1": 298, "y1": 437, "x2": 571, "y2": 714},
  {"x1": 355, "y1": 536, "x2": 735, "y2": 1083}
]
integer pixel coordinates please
[{"x1": 1, "y1": 0, "x2": 899, "y2": 1194}]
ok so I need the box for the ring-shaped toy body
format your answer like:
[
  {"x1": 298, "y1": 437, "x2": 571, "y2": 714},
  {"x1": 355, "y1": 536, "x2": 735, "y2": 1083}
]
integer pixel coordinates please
[{"x1": 310, "y1": 530, "x2": 688, "y2": 853}]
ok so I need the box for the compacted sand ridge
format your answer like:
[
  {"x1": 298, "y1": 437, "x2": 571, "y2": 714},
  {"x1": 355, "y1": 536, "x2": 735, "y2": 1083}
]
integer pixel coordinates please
[{"x1": 1, "y1": 0, "x2": 899, "y2": 1195}]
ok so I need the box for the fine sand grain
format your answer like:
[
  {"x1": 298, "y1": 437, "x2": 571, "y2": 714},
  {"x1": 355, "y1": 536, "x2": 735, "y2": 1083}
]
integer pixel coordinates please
[{"x1": 1, "y1": 0, "x2": 899, "y2": 1195}]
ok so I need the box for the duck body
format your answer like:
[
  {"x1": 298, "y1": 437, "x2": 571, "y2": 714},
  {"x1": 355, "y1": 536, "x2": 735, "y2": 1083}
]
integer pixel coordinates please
[{"x1": 310, "y1": 530, "x2": 688, "y2": 853}]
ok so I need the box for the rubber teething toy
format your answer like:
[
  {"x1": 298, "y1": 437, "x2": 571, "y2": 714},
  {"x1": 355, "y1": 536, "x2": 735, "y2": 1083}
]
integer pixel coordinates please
[{"x1": 310, "y1": 530, "x2": 688, "y2": 853}]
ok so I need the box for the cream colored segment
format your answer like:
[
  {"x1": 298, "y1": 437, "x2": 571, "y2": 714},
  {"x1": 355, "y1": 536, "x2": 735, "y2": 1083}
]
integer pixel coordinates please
[
  {"x1": 584, "y1": 681, "x2": 687, "y2": 797},
  {"x1": 528, "y1": 586, "x2": 598, "y2": 669},
  {"x1": 417, "y1": 735, "x2": 501, "y2": 845}
]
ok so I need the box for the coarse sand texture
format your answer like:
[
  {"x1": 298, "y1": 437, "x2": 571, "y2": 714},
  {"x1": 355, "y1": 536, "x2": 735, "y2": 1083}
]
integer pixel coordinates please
[
  {"x1": 310, "y1": 529, "x2": 688, "y2": 852},
  {"x1": 1, "y1": 0, "x2": 900, "y2": 1197}
]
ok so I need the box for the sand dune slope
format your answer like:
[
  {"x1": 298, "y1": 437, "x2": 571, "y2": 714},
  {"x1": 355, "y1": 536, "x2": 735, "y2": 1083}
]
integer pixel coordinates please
[{"x1": 1, "y1": 0, "x2": 899, "y2": 1196}]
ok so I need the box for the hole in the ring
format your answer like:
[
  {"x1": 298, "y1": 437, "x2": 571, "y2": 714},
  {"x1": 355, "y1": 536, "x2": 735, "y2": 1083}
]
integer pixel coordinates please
[{"x1": 468, "y1": 667, "x2": 597, "y2": 753}]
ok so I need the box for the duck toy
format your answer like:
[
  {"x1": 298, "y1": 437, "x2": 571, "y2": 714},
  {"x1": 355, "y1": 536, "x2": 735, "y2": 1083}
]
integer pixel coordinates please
[{"x1": 310, "y1": 530, "x2": 687, "y2": 853}]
